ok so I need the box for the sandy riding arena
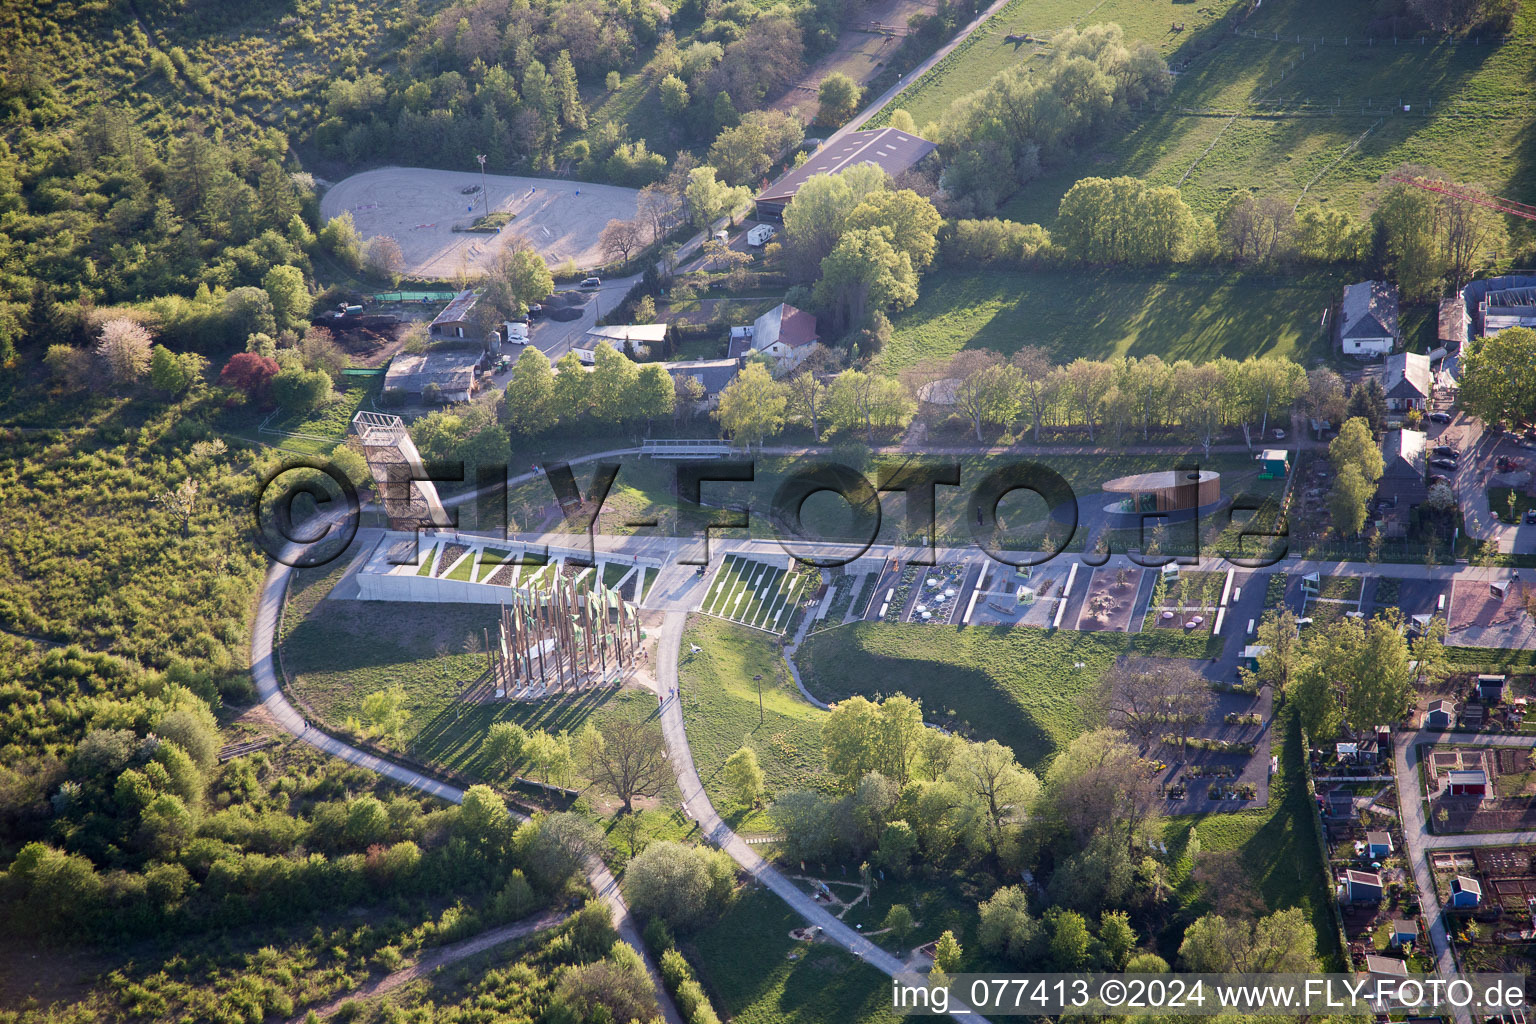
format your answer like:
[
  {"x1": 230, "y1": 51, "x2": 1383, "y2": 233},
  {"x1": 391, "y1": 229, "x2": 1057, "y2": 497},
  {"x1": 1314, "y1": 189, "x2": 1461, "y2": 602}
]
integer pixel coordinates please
[{"x1": 320, "y1": 167, "x2": 641, "y2": 279}]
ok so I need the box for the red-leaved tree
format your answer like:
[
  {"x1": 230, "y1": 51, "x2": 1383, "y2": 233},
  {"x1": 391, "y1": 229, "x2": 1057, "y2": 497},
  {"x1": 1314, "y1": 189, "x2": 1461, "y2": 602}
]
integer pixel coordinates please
[{"x1": 220, "y1": 353, "x2": 280, "y2": 403}]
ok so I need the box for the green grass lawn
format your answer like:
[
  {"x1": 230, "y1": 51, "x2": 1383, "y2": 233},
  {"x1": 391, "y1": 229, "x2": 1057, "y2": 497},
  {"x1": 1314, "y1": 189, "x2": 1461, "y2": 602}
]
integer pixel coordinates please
[
  {"x1": 874, "y1": 0, "x2": 1536, "y2": 234},
  {"x1": 444, "y1": 551, "x2": 477, "y2": 581},
  {"x1": 687, "y1": 888, "x2": 900, "y2": 1024},
  {"x1": 678, "y1": 616, "x2": 830, "y2": 799},
  {"x1": 885, "y1": 266, "x2": 1342, "y2": 372},
  {"x1": 703, "y1": 555, "x2": 809, "y2": 634},
  {"x1": 795, "y1": 622, "x2": 1214, "y2": 770},
  {"x1": 281, "y1": 562, "x2": 667, "y2": 795},
  {"x1": 1160, "y1": 708, "x2": 1344, "y2": 969},
  {"x1": 1490, "y1": 486, "x2": 1536, "y2": 525},
  {"x1": 870, "y1": 0, "x2": 1243, "y2": 131}
]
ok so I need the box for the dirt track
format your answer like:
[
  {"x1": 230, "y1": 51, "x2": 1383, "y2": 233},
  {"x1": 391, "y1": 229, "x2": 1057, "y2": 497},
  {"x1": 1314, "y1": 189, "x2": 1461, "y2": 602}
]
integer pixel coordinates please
[{"x1": 320, "y1": 167, "x2": 641, "y2": 278}]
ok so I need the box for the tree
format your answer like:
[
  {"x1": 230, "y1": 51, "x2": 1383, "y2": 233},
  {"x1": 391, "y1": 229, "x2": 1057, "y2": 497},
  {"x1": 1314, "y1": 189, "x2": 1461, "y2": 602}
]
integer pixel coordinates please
[
  {"x1": 298, "y1": 326, "x2": 347, "y2": 382},
  {"x1": 1306, "y1": 367, "x2": 1347, "y2": 425},
  {"x1": 1099, "y1": 658, "x2": 1212, "y2": 750},
  {"x1": 271, "y1": 364, "x2": 334, "y2": 415},
  {"x1": 553, "y1": 351, "x2": 593, "y2": 421},
  {"x1": 1178, "y1": 908, "x2": 1319, "y2": 973},
  {"x1": 1439, "y1": 187, "x2": 1505, "y2": 288},
  {"x1": 622, "y1": 840, "x2": 736, "y2": 928},
  {"x1": 1048, "y1": 909, "x2": 1091, "y2": 969},
  {"x1": 1346, "y1": 379, "x2": 1388, "y2": 434},
  {"x1": 1193, "y1": 849, "x2": 1265, "y2": 918},
  {"x1": 947, "y1": 739, "x2": 1041, "y2": 859},
  {"x1": 813, "y1": 228, "x2": 918, "y2": 336},
  {"x1": 520, "y1": 811, "x2": 601, "y2": 889},
  {"x1": 978, "y1": 886, "x2": 1040, "y2": 964},
  {"x1": 319, "y1": 210, "x2": 364, "y2": 271},
  {"x1": 584, "y1": 720, "x2": 667, "y2": 813},
  {"x1": 779, "y1": 164, "x2": 888, "y2": 281},
  {"x1": 523, "y1": 729, "x2": 573, "y2": 786},
  {"x1": 659, "y1": 73, "x2": 690, "y2": 115},
  {"x1": 157, "y1": 477, "x2": 200, "y2": 537},
  {"x1": 1327, "y1": 464, "x2": 1373, "y2": 538},
  {"x1": 1372, "y1": 175, "x2": 1444, "y2": 301},
  {"x1": 1330, "y1": 417, "x2": 1384, "y2": 483},
  {"x1": 356, "y1": 685, "x2": 408, "y2": 745},
  {"x1": 949, "y1": 351, "x2": 1022, "y2": 442},
  {"x1": 722, "y1": 747, "x2": 765, "y2": 807},
  {"x1": 588, "y1": 342, "x2": 641, "y2": 424},
  {"x1": 685, "y1": 166, "x2": 750, "y2": 231},
  {"x1": 715, "y1": 361, "x2": 788, "y2": 446},
  {"x1": 816, "y1": 72, "x2": 862, "y2": 126},
  {"x1": 1062, "y1": 358, "x2": 1114, "y2": 441},
  {"x1": 933, "y1": 930, "x2": 964, "y2": 973},
  {"x1": 1243, "y1": 609, "x2": 1302, "y2": 694},
  {"x1": 550, "y1": 945, "x2": 659, "y2": 1024},
  {"x1": 884, "y1": 904, "x2": 915, "y2": 943},
  {"x1": 844, "y1": 190, "x2": 941, "y2": 274},
  {"x1": 149, "y1": 345, "x2": 204, "y2": 395},
  {"x1": 1099, "y1": 910, "x2": 1136, "y2": 969},
  {"x1": 504, "y1": 346, "x2": 558, "y2": 435},
  {"x1": 786, "y1": 364, "x2": 829, "y2": 439},
  {"x1": 599, "y1": 218, "x2": 646, "y2": 264},
  {"x1": 220, "y1": 352, "x2": 280, "y2": 400},
  {"x1": 876, "y1": 819, "x2": 919, "y2": 875},
  {"x1": 1458, "y1": 326, "x2": 1536, "y2": 427},
  {"x1": 486, "y1": 721, "x2": 528, "y2": 775},
  {"x1": 95, "y1": 317, "x2": 153, "y2": 384},
  {"x1": 263, "y1": 265, "x2": 312, "y2": 331},
  {"x1": 500, "y1": 245, "x2": 555, "y2": 311},
  {"x1": 1055, "y1": 176, "x2": 1196, "y2": 265},
  {"x1": 1043, "y1": 728, "x2": 1158, "y2": 851},
  {"x1": 635, "y1": 364, "x2": 675, "y2": 426},
  {"x1": 364, "y1": 237, "x2": 406, "y2": 286}
]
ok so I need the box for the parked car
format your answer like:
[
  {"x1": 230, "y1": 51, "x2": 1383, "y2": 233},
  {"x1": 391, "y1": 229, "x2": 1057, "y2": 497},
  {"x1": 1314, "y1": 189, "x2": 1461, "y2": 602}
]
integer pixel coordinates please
[
  {"x1": 1432, "y1": 445, "x2": 1458, "y2": 459},
  {"x1": 580, "y1": 276, "x2": 601, "y2": 288},
  {"x1": 1429, "y1": 411, "x2": 1452, "y2": 424},
  {"x1": 527, "y1": 303, "x2": 544, "y2": 317},
  {"x1": 1430, "y1": 457, "x2": 1458, "y2": 471},
  {"x1": 1526, "y1": 508, "x2": 1536, "y2": 525}
]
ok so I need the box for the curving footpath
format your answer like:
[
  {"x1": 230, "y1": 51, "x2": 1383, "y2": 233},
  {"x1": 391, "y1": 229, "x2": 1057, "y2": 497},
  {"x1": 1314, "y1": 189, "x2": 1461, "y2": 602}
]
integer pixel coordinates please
[
  {"x1": 650, "y1": 610, "x2": 990, "y2": 1024},
  {"x1": 250, "y1": 554, "x2": 683, "y2": 1024}
]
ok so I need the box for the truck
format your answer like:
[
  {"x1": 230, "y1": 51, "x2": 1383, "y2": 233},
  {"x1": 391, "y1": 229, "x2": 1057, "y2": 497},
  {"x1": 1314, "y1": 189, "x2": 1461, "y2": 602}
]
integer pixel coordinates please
[
  {"x1": 747, "y1": 224, "x2": 776, "y2": 247},
  {"x1": 311, "y1": 302, "x2": 401, "y2": 330}
]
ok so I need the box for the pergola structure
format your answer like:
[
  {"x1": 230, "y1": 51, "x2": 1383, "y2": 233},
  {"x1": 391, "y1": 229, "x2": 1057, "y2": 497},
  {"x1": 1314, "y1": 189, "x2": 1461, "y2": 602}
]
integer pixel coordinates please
[{"x1": 490, "y1": 574, "x2": 641, "y2": 695}]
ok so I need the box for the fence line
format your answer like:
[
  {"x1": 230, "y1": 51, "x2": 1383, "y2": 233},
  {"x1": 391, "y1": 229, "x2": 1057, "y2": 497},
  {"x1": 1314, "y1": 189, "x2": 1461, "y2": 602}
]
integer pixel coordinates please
[{"x1": 1294, "y1": 117, "x2": 1383, "y2": 211}]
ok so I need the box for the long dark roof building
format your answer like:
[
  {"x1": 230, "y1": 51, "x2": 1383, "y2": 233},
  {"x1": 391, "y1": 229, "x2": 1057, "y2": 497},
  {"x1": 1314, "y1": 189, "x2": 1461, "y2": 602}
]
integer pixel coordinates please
[{"x1": 753, "y1": 128, "x2": 937, "y2": 221}]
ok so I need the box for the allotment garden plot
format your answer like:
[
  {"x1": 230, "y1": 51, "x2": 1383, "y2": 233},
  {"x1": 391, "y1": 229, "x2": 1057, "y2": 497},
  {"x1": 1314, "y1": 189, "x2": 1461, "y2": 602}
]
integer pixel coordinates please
[{"x1": 701, "y1": 555, "x2": 809, "y2": 634}]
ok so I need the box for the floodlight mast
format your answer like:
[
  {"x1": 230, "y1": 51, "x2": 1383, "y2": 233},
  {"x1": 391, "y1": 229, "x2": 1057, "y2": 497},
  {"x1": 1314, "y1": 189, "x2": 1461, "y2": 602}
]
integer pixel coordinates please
[{"x1": 476, "y1": 154, "x2": 488, "y2": 217}]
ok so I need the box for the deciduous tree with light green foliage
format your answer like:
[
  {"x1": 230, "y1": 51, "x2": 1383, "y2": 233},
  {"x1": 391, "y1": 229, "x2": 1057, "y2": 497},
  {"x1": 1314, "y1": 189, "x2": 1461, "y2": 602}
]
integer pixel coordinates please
[
  {"x1": 1458, "y1": 326, "x2": 1536, "y2": 427},
  {"x1": 933, "y1": 930, "x2": 963, "y2": 973},
  {"x1": 844, "y1": 189, "x2": 942, "y2": 272},
  {"x1": 486, "y1": 721, "x2": 528, "y2": 774},
  {"x1": 1178, "y1": 908, "x2": 1319, "y2": 973},
  {"x1": 262, "y1": 265, "x2": 311, "y2": 331},
  {"x1": 589, "y1": 342, "x2": 640, "y2": 425},
  {"x1": 500, "y1": 245, "x2": 555, "y2": 312},
  {"x1": 722, "y1": 746, "x2": 764, "y2": 807},
  {"x1": 504, "y1": 346, "x2": 557, "y2": 435},
  {"x1": 714, "y1": 361, "x2": 787, "y2": 446},
  {"x1": 1327, "y1": 463, "x2": 1372, "y2": 538},
  {"x1": 1329, "y1": 416, "x2": 1383, "y2": 483},
  {"x1": 1055, "y1": 176, "x2": 1197, "y2": 265},
  {"x1": 621, "y1": 840, "x2": 736, "y2": 929},
  {"x1": 813, "y1": 228, "x2": 917, "y2": 336},
  {"x1": 816, "y1": 72, "x2": 861, "y2": 126},
  {"x1": 685, "y1": 166, "x2": 750, "y2": 232},
  {"x1": 780, "y1": 163, "x2": 888, "y2": 281},
  {"x1": 149, "y1": 345, "x2": 206, "y2": 395}
]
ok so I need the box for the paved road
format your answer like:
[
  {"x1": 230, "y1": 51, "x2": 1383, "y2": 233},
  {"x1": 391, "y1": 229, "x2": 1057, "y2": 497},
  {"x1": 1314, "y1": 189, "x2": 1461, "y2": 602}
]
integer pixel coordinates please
[
  {"x1": 649, "y1": 611, "x2": 989, "y2": 1024},
  {"x1": 1393, "y1": 728, "x2": 1536, "y2": 1024},
  {"x1": 829, "y1": 0, "x2": 1014, "y2": 141},
  {"x1": 250, "y1": 547, "x2": 684, "y2": 1024}
]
